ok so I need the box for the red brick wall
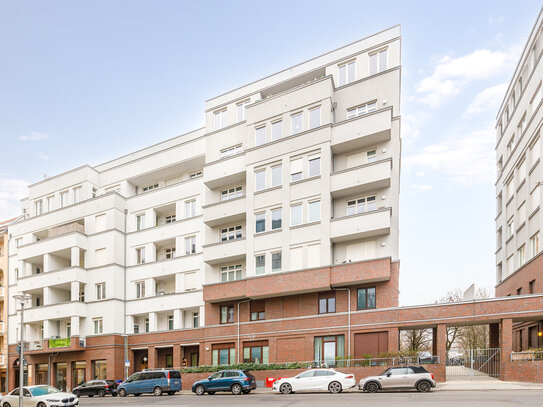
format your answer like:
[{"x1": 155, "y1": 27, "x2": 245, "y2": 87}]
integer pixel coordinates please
[
  {"x1": 503, "y1": 361, "x2": 543, "y2": 383},
  {"x1": 496, "y1": 252, "x2": 543, "y2": 297}
]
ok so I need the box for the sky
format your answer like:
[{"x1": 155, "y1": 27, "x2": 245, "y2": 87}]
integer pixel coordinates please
[{"x1": 0, "y1": 0, "x2": 541, "y2": 306}]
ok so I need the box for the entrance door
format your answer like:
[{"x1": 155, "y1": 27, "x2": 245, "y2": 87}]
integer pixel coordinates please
[
  {"x1": 55, "y1": 363, "x2": 67, "y2": 391},
  {"x1": 190, "y1": 353, "x2": 198, "y2": 367},
  {"x1": 323, "y1": 341, "x2": 336, "y2": 366},
  {"x1": 73, "y1": 362, "x2": 86, "y2": 388}
]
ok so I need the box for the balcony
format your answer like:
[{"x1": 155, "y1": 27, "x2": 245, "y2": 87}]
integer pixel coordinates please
[
  {"x1": 330, "y1": 208, "x2": 391, "y2": 242},
  {"x1": 204, "y1": 153, "x2": 246, "y2": 190},
  {"x1": 126, "y1": 290, "x2": 203, "y2": 315},
  {"x1": 17, "y1": 232, "x2": 87, "y2": 260},
  {"x1": 203, "y1": 279, "x2": 247, "y2": 303},
  {"x1": 26, "y1": 336, "x2": 86, "y2": 354},
  {"x1": 23, "y1": 301, "x2": 86, "y2": 324},
  {"x1": 203, "y1": 238, "x2": 246, "y2": 265},
  {"x1": 17, "y1": 267, "x2": 86, "y2": 292},
  {"x1": 331, "y1": 159, "x2": 392, "y2": 198},
  {"x1": 203, "y1": 196, "x2": 247, "y2": 227},
  {"x1": 331, "y1": 108, "x2": 392, "y2": 153}
]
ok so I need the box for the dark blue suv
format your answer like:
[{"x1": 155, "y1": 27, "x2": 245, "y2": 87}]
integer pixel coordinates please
[
  {"x1": 117, "y1": 369, "x2": 182, "y2": 397},
  {"x1": 192, "y1": 370, "x2": 257, "y2": 395}
]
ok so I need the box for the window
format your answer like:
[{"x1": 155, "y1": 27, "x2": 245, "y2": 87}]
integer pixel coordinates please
[
  {"x1": 507, "y1": 135, "x2": 515, "y2": 157},
  {"x1": 189, "y1": 170, "x2": 202, "y2": 179},
  {"x1": 338, "y1": 60, "x2": 355, "y2": 86},
  {"x1": 220, "y1": 306, "x2": 234, "y2": 324},
  {"x1": 243, "y1": 341, "x2": 269, "y2": 364},
  {"x1": 271, "y1": 120, "x2": 282, "y2": 141},
  {"x1": 66, "y1": 322, "x2": 71, "y2": 338},
  {"x1": 290, "y1": 204, "x2": 302, "y2": 226},
  {"x1": 136, "y1": 281, "x2": 145, "y2": 299},
  {"x1": 518, "y1": 202, "x2": 527, "y2": 225},
  {"x1": 79, "y1": 289, "x2": 85, "y2": 302},
  {"x1": 347, "y1": 195, "x2": 376, "y2": 215},
  {"x1": 255, "y1": 254, "x2": 265, "y2": 275},
  {"x1": 518, "y1": 114, "x2": 527, "y2": 135},
  {"x1": 255, "y1": 212, "x2": 265, "y2": 233},
  {"x1": 531, "y1": 232, "x2": 540, "y2": 257},
  {"x1": 529, "y1": 280, "x2": 536, "y2": 294},
  {"x1": 165, "y1": 247, "x2": 176, "y2": 259},
  {"x1": 185, "y1": 200, "x2": 196, "y2": 218},
  {"x1": 221, "y1": 225, "x2": 242, "y2": 241},
  {"x1": 165, "y1": 215, "x2": 176, "y2": 224},
  {"x1": 369, "y1": 49, "x2": 388, "y2": 75},
  {"x1": 309, "y1": 106, "x2": 321, "y2": 129},
  {"x1": 60, "y1": 191, "x2": 68, "y2": 208},
  {"x1": 35, "y1": 200, "x2": 43, "y2": 216},
  {"x1": 271, "y1": 165, "x2": 282, "y2": 187},
  {"x1": 185, "y1": 236, "x2": 196, "y2": 255},
  {"x1": 136, "y1": 213, "x2": 145, "y2": 231},
  {"x1": 255, "y1": 169, "x2": 266, "y2": 191},
  {"x1": 221, "y1": 186, "x2": 243, "y2": 201},
  {"x1": 271, "y1": 208, "x2": 282, "y2": 230},
  {"x1": 214, "y1": 109, "x2": 227, "y2": 130},
  {"x1": 168, "y1": 315, "x2": 174, "y2": 330},
  {"x1": 46, "y1": 196, "x2": 54, "y2": 212},
  {"x1": 73, "y1": 187, "x2": 81, "y2": 204},
  {"x1": 531, "y1": 138, "x2": 541, "y2": 167},
  {"x1": 347, "y1": 101, "x2": 377, "y2": 119},
  {"x1": 308, "y1": 156, "x2": 320, "y2": 177},
  {"x1": 255, "y1": 126, "x2": 266, "y2": 146},
  {"x1": 507, "y1": 217, "x2": 515, "y2": 239},
  {"x1": 290, "y1": 158, "x2": 303, "y2": 181},
  {"x1": 318, "y1": 292, "x2": 336, "y2": 314},
  {"x1": 314, "y1": 335, "x2": 345, "y2": 363},
  {"x1": 250, "y1": 300, "x2": 265, "y2": 321},
  {"x1": 518, "y1": 159, "x2": 527, "y2": 182},
  {"x1": 184, "y1": 272, "x2": 197, "y2": 291},
  {"x1": 142, "y1": 184, "x2": 159, "y2": 192},
  {"x1": 96, "y1": 283, "x2": 106, "y2": 300},
  {"x1": 291, "y1": 112, "x2": 303, "y2": 135},
  {"x1": 357, "y1": 287, "x2": 376, "y2": 310},
  {"x1": 517, "y1": 287, "x2": 522, "y2": 295},
  {"x1": 531, "y1": 185, "x2": 540, "y2": 211},
  {"x1": 366, "y1": 150, "x2": 377, "y2": 163},
  {"x1": 221, "y1": 264, "x2": 242, "y2": 282},
  {"x1": 272, "y1": 252, "x2": 282, "y2": 272},
  {"x1": 145, "y1": 318, "x2": 149, "y2": 332},
  {"x1": 236, "y1": 100, "x2": 249, "y2": 122},
  {"x1": 212, "y1": 344, "x2": 236, "y2": 365},
  {"x1": 136, "y1": 247, "x2": 146, "y2": 264},
  {"x1": 507, "y1": 254, "x2": 515, "y2": 275},
  {"x1": 308, "y1": 200, "x2": 321, "y2": 222},
  {"x1": 220, "y1": 144, "x2": 243, "y2": 158},
  {"x1": 518, "y1": 245, "x2": 526, "y2": 267},
  {"x1": 193, "y1": 312, "x2": 199, "y2": 328},
  {"x1": 93, "y1": 318, "x2": 103, "y2": 335}
]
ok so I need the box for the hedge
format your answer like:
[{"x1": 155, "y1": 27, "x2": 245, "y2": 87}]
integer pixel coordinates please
[{"x1": 181, "y1": 362, "x2": 307, "y2": 374}]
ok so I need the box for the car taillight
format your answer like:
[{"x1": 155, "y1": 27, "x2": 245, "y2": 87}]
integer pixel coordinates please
[
  {"x1": 244, "y1": 378, "x2": 251, "y2": 381},
  {"x1": 105, "y1": 385, "x2": 110, "y2": 388},
  {"x1": 167, "y1": 371, "x2": 171, "y2": 379},
  {"x1": 431, "y1": 374, "x2": 434, "y2": 380},
  {"x1": 345, "y1": 375, "x2": 354, "y2": 379}
]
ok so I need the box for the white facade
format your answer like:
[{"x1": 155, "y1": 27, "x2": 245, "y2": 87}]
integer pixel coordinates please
[
  {"x1": 8, "y1": 25, "x2": 401, "y2": 346},
  {"x1": 495, "y1": 9, "x2": 543, "y2": 283}
]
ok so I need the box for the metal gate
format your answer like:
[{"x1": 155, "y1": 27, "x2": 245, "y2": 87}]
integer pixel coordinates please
[{"x1": 446, "y1": 348, "x2": 500, "y2": 380}]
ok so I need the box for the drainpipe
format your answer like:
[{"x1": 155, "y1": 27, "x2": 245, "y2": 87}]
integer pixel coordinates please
[
  {"x1": 6, "y1": 233, "x2": 11, "y2": 392},
  {"x1": 237, "y1": 299, "x2": 250, "y2": 363},
  {"x1": 47, "y1": 352, "x2": 58, "y2": 386},
  {"x1": 333, "y1": 287, "x2": 350, "y2": 365},
  {"x1": 123, "y1": 209, "x2": 128, "y2": 380}
]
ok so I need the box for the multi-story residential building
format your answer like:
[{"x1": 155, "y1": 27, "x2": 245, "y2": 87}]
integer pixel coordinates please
[
  {"x1": 495, "y1": 9, "x2": 543, "y2": 350},
  {"x1": 7, "y1": 25, "x2": 401, "y2": 390}
]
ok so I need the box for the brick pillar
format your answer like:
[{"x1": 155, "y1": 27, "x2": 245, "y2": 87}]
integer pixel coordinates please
[
  {"x1": 489, "y1": 323, "x2": 500, "y2": 348},
  {"x1": 435, "y1": 324, "x2": 447, "y2": 382},
  {"x1": 148, "y1": 347, "x2": 157, "y2": 369},
  {"x1": 173, "y1": 345, "x2": 181, "y2": 369},
  {"x1": 388, "y1": 328, "x2": 399, "y2": 352},
  {"x1": 66, "y1": 362, "x2": 73, "y2": 392},
  {"x1": 500, "y1": 318, "x2": 513, "y2": 381}
]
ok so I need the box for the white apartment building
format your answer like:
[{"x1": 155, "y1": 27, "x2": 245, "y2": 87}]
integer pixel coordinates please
[
  {"x1": 495, "y1": 10, "x2": 543, "y2": 287},
  {"x1": 7, "y1": 25, "x2": 401, "y2": 386}
]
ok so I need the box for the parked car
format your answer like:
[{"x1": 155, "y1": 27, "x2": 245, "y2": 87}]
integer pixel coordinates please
[
  {"x1": 72, "y1": 379, "x2": 118, "y2": 397},
  {"x1": 117, "y1": 369, "x2": 182, "y2": 397},
  {"x1": 192, "y1": 370, "x2": 257, "y2": 395},
  {"x1": 272, "y1": 368, "x2": 355, "y2": 394},
  {"x1": 358, "y1": 365, "x2": 436, "y2": 392},
  {"x1": 1, "y1": 385, "x2": 78, "y2": 407}
]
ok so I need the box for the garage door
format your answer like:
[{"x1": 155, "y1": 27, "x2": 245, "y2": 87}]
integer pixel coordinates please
[{"x1": 354, "y1": 332, "x2": 388, "y2": 357}]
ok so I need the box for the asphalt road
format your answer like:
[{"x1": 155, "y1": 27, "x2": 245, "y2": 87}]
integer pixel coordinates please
[{"x1": 76, "y1": 390, "x2": 543, "y2": 406}]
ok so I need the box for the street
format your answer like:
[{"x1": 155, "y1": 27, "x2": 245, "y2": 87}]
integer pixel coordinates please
[{"x1": 75, "y1": 390, "x2": 543, "y2": 406}]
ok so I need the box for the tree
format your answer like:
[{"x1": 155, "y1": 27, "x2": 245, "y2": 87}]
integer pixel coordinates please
[{"x1": 400, "y1": 329, "x2": 432, "y2": 354}]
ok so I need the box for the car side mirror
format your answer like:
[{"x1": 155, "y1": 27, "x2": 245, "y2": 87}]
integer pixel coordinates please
[
  {"x1": 208, "y1": 378, "x2": 213, "y2": 381},
  {"x1": 386, "y1": 372, "x2": 391, "y2": 377}
]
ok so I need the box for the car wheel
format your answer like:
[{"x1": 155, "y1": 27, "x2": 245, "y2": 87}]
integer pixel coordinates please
[
  {"x1": 153, "y1": 386, "x2": 163, "y2": 396},
  {"x1": 167, "y1": 391, "x2": 175, "y2": 395},
  {"x1": 242, "y1": 389, "x2": 251, "y2": 394},
  {"x1": 118, "y1": 388, "x2": 127, "y2": 397},
  {"x1": 3, "y1": 402, "x2": 11, "y2": 407},
  {"x1": 195, "y1": 385, "x2": 205, "y2": 396},
  {"x1": 98, "y1": 389, "x2": 106, "y2": 397},
  {"x1": 37, "y1": 403, "x2": 46, "y2": 407},
  {"x1": 365, "y1": 381, "x2": 379, "y2": 393},
  {"x1": 417, "y1": 380, "x2": 432, "y2": 392},
  {"x1": 208, "y1": 391, "x2": 215, "y2": 395},
  {"x1": 231, "y1": 383, "x2": 242, "y2": 395},
  {"x1": 280, "y1": 383, "x2": 293, "y2": 394},
  {"x1": 73, "y1": 390, "x2": 80, "y2": 398},
  {"x1": 328, "y1": 381, "x2": 342, "y2": 394}
]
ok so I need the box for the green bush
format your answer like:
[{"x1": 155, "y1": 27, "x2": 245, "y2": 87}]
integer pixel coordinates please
[
  {"x1": 49, "y1": 338, "x2": 71, "y2": 348},
  {"x1": 181, "y1": 362, "x2": 307, "y2": 374}
]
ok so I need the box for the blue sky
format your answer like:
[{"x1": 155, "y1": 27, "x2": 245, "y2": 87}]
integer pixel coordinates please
[{"x1": 1, "y1": 0, "x2": 541, "y2": 305}]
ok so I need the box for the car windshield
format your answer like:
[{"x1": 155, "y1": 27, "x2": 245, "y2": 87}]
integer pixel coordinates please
[
  {"x1": 379, "y1": 368, "x2": 391, "y2": 376},
  {"x1": 30, "y1": 386, "x2": 60, "y2": 396}
]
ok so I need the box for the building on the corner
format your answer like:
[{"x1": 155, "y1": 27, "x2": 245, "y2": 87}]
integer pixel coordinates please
[
  {"x1": 495, "y1": 9, "x2": 543, "y2": 350},
  {"x1": 7, "y1": 26, "x2": 401, "y2": 390}
]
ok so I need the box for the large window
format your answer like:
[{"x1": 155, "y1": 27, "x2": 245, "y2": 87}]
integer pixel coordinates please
[
  {"x1": 518, "y1": 245, "x2": 526, "y2": 267},
  {"x1": 255, "y1": 169, "x2": 266, "y2": 191},
  {"x1": 96, "y1": 283, "x2": 106, "y2": 300},
  {"x1": 168, "y1": 315, "x2": 174, "y2": 330},
  {"x1": 185, "y1": 236, "x2": 196, "y2": 255},
  {"x1": 357, "y1": 287, "x2": 376, "y2": 310},
  {"x1": 221, "y1": 264, "x2": 242, "y2": 282},
  {"x1": 507, "y1": 217, "x2": 515, "y2": 239},
  {"x1": 60, "y1": 191, "x2": 68, "y2": 208},
  {"x1": 338, "y1": 61, "x2": 355, "y2": 86},
  {"x1": 291, "y1": 204, "x2": 302, "y2": 226},
  {"x1": 255, "y1": 212, "x2": 266, "y2": 233},
  {"x1": 73, "y1": 187, "x2": 81, "y2": 204},
  {"x1": 272, "y1": 252, "x2": 282, "y2": 272},
  {"x1": 271, "y1": 165, "x2": 282, "y2": 187},
  {"x1": 318, "y1": 292, "x2": 336, "y2": 314},
  {"x1": 165, "y1": 247, "x2": 176, "y2": 260},
  {"x1": 255, "y1": 254, "x2": 265, "y2": 275},
  {"x1": 347, "y1": 196, "x2": 376, "y2": 215},
  {"x1": 35, "y1": 200, "x2": 43, "y2": 216},
  {"x1": 250, "y1": 300, "x2": 265, "y2": 321},
  {"x1": 214, "y1": 109, "x2": 228, "y2": 130},
  {"x1": 93, "y1": 318, "x2": 103, "y2": 335},
  {"x1": 136, "y1": 281, "x2": 145, "y2": 299},
  {"x1": 92, "y1": 360, "x2": 107, "y2": 380},
  {"x1": 290, "y1": 159, "x2": 303, "y2": 182},
  {"x1": 369, "y1": 49, "x2": 387, "y2": 75},
  {"x1": 314, "y1": 335, "x2": 344, "y2": 364},
  {"x1": 185, "y1": 200, "x2": 196, "y2": 218},
  {"x1": 255, "y1": 126, "x2": 266, "y2": 146},
  {"x1": 347, "y1": 101, "x2": 377, "y2": 119},
  {"x1": 221, "y1": 225, "x2": 242, "y2": 241},
  {"x1": 308, "y1": 157, "x2": 320, "y2": 177},
  {"x1": 136, "y1": 213, "x2": 145, "y2": 231},
  {"x1": 291, "y1": 112, "x2": 303, "y2": 135},
  {"x1": 221, "y1": 186, "x2": 243, "y2": 201},
  {"x1": 243, "y1": 341, "x2": 269, "y2": 364},
  {"x1": 46, "y1": 196, "x2": 54, "y2": 212},
  {"x1": 271, "y1": 208, "x2": 282, "y2": 230},
  {"x1": 212, "y1": 344, "x2": 235, "y2": 365},
  {"x1": 220, "y1": 306, "x2": 234, "y2": 324},
  {"x1": 271, "y1": 120, "x2": 282, "y2": 141},
  {"x1": 309, "y1": 106, "x2": 321, "y2": 129},
  {"x1": 220, "y1": 144, "x2": 243, "y2": 158},
  {"x1": 236, "y1": 100, "x2": 249, "y2": 122},
  {"x1": 308, "y1": 200, "x2": 321, "y2": 222},
  {"x1": 136, "y1": 247, "x2": 145, "y2": 264},
  {"x1": 531, "y1": 232, "x2": 540, "y2": 256}
]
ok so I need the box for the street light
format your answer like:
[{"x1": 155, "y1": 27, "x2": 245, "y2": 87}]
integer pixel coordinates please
[{"x1": 13, "y1": 294, "x2": 31, "y2": 407}]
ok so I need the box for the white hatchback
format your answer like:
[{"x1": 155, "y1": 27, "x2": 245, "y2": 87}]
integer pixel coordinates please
[
  {"x1": 272, "y1": 368, "x2": 356, "y2": 394},
  {"x1": 1, "y1": 385, "x2": 79, "y2": 407}
]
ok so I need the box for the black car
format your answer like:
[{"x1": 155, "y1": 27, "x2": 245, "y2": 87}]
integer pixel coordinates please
[
  {"x1": 192, "y1": 370, "x2": 257, "y2": 395},
  {"x1": 72, "y1": 379, "x2": 118, "y2": 397}
]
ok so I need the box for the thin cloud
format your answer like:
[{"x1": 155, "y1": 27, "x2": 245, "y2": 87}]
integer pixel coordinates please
[
  {"x1": 0, "y1": 176, "x2": 28, "y2": 219},
  {"x1": 36, "y1": 152, "x2": 50, "y2": 160},
  {"x1": 20, "y1": 131, "x2": 49, "y2": 141},
  {"x1": 488, "y1": 16, "x2": 505, "y2": 26},
  {"x1": 465, "y1": 83, "x2": 507, "y2": 115}
]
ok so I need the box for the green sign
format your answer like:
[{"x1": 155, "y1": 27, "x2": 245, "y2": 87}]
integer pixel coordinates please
[{"x1": 49, "y1": 338, "x2": 71, "y2": 348}]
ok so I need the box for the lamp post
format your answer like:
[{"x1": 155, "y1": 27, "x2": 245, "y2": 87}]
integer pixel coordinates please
[{"x1": 13, "y1": 294, "x2": 31, "y2": 407}]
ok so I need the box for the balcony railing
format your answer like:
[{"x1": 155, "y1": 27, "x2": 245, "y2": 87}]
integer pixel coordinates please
[{"x1": 511, "y1": 350, "x2": 543, "y2": 361}]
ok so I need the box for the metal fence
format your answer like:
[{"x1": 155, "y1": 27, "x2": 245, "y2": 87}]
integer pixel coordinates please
[
  {"x1": 447, "y1": 348, "x2": 500, "y2": 380},
  {"x1": 511, "y1": 350, "x2": 543, "y2": 361}
]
